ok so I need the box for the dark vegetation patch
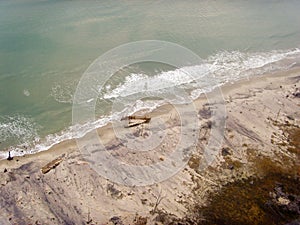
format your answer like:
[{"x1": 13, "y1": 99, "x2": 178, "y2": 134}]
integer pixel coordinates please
[
  {"x1": 156, "y1": 123, "x2": 300, "y2": 225},
  {"x1": 196, "y1": 160, "x2": 299, "y2": 225},
  {"x1": 194, "y1": 123, "x2": 300, "y2": 225}
]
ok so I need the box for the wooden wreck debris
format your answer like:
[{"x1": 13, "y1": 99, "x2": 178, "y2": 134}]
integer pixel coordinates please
[
  {"x1": 121, "y1": 115, "x2": 151, "y2": 128},
  {"x1": 7, "y1": 151, "x2": 13, "y2": 161},
  {"x1": 41, "y1": 154, "x2": 65, "y2": 174}
]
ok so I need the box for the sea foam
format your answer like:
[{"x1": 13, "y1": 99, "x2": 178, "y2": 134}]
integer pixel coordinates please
[{"x1": 1, "y1": 48, "x2": 300, "y2": 159}]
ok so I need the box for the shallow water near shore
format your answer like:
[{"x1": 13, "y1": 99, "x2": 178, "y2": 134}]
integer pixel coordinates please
[{"x1": 1, "y1": 0, "x2": 300, "y2": 157}]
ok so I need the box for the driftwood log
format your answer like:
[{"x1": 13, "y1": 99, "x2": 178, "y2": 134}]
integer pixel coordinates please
[
  {"x1": 41, "y1": 154, "x2": 65, "y2": 174},
  {"x1": 121, "y1": 115, "x2": 151, "y2": 128}
]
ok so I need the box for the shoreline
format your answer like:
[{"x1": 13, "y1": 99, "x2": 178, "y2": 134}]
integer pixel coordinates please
[
  {"x1": 1, "y1": 64, "x2": 299, "y2": 162},
  {"x1": 0, "y1": 66, "x2": 299, "y2": 224},
  {"x1": 2, "y1": 48, "x2": 300, "y2": 160}
]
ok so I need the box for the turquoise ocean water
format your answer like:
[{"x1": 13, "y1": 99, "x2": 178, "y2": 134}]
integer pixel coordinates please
[{"x1": 1, "y1": 0, "x2": 300, "y2": 157}]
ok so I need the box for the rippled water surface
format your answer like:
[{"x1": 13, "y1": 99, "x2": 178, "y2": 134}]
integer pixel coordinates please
[{"x1": 1, "y1": 0, "x2": 300, "y2": 156}]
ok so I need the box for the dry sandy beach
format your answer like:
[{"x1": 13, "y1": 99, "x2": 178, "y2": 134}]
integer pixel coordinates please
[{"x1": 0, "y1": 68, "x2": 300, "y2": 224}]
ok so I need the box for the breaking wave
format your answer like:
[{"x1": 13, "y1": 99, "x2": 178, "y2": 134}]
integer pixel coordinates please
[{"x1": 1, "y1": 48, "x2": 300, "y2": 159}]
